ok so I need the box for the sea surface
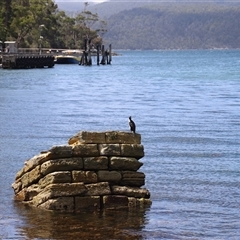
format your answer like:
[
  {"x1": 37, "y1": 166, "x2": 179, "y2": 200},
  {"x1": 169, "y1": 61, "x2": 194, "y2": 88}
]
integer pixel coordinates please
[{"x1": 0, "y1": 50, "x2": 239, "y2": 239}]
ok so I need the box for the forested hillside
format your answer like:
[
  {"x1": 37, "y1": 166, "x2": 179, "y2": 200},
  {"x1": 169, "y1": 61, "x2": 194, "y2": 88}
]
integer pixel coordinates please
[{"x1": 104, "y1": 3, "x2": 240, "y2": 49}]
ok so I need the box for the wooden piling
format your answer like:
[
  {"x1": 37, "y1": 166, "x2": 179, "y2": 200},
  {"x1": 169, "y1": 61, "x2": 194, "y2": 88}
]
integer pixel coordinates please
[
  {"x1": 97, "y1": 45, "x2": 100, "y2": 65},
  {"x1": 78, "y1": 43, "x2": 112, "y2": 66},
  {"x1": 109, "y1": 44, "x2": 112, "y2": 65},
  {"x1": 88, "y1": 47, "x2": 92, "y2": 66},
  {"x1": 100, "y1": 45, "x2": 106, "y2": 65}
]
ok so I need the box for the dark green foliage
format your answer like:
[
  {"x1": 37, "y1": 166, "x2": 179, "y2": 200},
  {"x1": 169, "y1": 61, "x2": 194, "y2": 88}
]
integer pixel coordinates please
[
  {"x1": 0, "y1": 0, "x2": 12, "y2": 43},
  {"x1": 104, "y1": 3, "x2": 240, "y2": 49}
]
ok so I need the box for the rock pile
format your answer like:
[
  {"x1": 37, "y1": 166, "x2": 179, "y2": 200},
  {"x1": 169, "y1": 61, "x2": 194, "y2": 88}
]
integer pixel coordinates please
[{"x1": 12, "y1": 131, "x2": 151, "y2": 212}]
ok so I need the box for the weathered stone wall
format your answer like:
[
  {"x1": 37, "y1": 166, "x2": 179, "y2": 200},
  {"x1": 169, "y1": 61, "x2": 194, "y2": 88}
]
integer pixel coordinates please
[{"x1": 12, "y1": 131, "x2": 151, "y2": 212}]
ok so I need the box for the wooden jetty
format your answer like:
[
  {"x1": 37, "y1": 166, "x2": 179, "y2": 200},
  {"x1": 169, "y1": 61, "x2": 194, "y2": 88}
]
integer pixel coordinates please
[{"x1": 1, "y1": 54, "x2": 54, "y2": 69}]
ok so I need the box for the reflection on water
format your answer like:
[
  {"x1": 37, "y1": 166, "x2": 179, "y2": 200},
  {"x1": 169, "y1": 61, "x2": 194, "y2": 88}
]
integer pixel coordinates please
[{"x1": 14, "y1": 202, "x2": 150, "y2": 239}]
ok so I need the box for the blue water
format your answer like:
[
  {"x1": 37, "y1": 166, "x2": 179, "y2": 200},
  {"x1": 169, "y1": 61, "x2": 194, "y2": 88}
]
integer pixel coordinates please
[{"x1": 0, "y1": 50, "x2": 240, "y2": 239}]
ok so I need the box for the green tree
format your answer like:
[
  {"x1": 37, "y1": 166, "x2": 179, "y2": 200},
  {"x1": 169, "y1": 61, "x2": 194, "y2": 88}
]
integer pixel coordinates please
[
  {"x1": 55, "y1": 10, "x2": 76, "y2": 48},
  {"x1": 0, "y1": 0, "x2": 12, "y2": 43},
  {"x1": 10, "y1": 0, "x2": 58, "y2": 47},
  {"x1": 1, "y1": 0, "x2": 106, "y2": 49},
  {"x1": 55, "y1": 4, "x2": 106, "y2": 49}
]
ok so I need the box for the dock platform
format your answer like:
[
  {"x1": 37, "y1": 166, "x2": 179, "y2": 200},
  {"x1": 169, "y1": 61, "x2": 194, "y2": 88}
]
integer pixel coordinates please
[{"x1": 1, "y1": 54, "x2": 54, "y2": 69}]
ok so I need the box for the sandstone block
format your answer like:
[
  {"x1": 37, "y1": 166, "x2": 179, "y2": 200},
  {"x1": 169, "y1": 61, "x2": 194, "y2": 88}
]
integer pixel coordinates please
[
  {"x1": 111, "y1": 186, "x2": 150, "y2": 198},
  {"x1": 72, "y1": 144, "x2": 99, "y2": 157},
  {"x1": 121, "y1": 171, "x2": 145, "y2": 187},
  {"x1": 39, "y1": 171, "x2": 72, "y2": 188},
  {"x1": 48, "y1": 145, "x2": 73, "y2": 159},
  {"x1": 72, "y1": 170, "x2": 98, "y2": 183},
  {"x1": 15, "y1": 168, "x2": 25, "y2": 182},
  {"x1": 15, "y1": 152, "x2": 51, "y2": 180},
  {"x1": 85, "y1": 182, "x2": 111, "y2": 196},
  {"x1": 14, "y1": 188, "x2": 28, "y2": 201},
  {"x1": 67, "y1": 136, "x2": 80, "y2": 145},
  {"x1": 25, "y1": 184, "x2": 42, "y2": 201},
  {"x1": 14, "y1": 184, "x2": 42, "y2": 201},
  {"x1": 103, "y1": 195, "x2": 129, "y2": 209},
  {"x1": 83, "y1": 156, "x2": 108, "y2": 170},
  {"x1": 136, "y1": 198, "x2": 152, "y2": 207},
  {"x1": 38, "y1": 197, "x2": 74, "y2": 212},
  {"x1": 21, "y1": 165, "x2": 41, "y2": 188},
  {"x1": 12, "y1": 180, "x2": 22, "y2": 194},
  {"x1": 40, "y1": 158, "x2": 83, "y2": 176},
  {"x1": 98, "y1": 170, "x2": 122, "y2": 183},
  {"x1": 32, "y1": 183, "x2": 86, "y2": 206},
  {"x1": 69, "y1": 131, "x2": 106, "y2": 145},
  {"x1": 128, "y1": 197, "x2": 152, "y2": 208},
  {"x1": 128, "y1": 197, "x2": 137, "y2": 208},
  {"x1": 75, "y1": 196, "x2": 100, "y2": 211},
  {"x1": 110, "y1": 157, "x2": 143, "y2": 171},
  {"x1": 120, "y1": 144, "x2": 144, "y2": 159},
  {"x1": 99, "y1": 144, "x2": 121, "y2": 156},
  {"x1": 105, "y1": 131, "x2": 141, "y2": 144}
]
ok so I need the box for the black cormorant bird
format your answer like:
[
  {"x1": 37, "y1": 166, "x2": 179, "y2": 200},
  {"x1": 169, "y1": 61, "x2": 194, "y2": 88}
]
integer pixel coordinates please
[{"x1": 129, "y1": 116, "x2": 136, "y2": 133}]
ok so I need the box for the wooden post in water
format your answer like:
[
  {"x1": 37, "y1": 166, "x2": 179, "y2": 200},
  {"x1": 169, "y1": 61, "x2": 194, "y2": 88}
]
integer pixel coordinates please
[
  {"x1": 79, "y1": 38, "x2": 88, "y2": 65},
  {"x1": 100, "y1": 45, "x2": 105, "y2": 65},
  {"x1": 79, "y1": 52, "x2": 84, "y2": 65},
  {"x1": 84, "y1": 51, "x2": 88, "y2": 65},
  {"x1": 84, "y1": 38, "x2": 87, "y2": 52},
  {"x1": 109, "y1": 44, "x2": 112, "y2": 65},
  {"x1": 88, "y1": 48, "x2": 92, "y2": 66},
  {"x1": 97, "y1": 45, "x2": 100, "y2": 65},
  {"x1": 87, "y1": 39, "x2": 92, "y2": 66},
  {"x1": 79, "y1": 54, "x2": 82, "y2": 65}
]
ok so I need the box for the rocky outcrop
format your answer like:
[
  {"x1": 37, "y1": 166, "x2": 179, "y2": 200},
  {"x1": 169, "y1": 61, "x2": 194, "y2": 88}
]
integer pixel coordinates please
[{"x1": 12, "y1": 131, "x2": 151, "y2": 212}]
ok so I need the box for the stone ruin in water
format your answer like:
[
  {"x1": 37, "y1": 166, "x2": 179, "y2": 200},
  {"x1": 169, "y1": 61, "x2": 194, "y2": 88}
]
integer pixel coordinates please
[{"x1": 12, "y1": 131, "x2": 151, "y2": 212}]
